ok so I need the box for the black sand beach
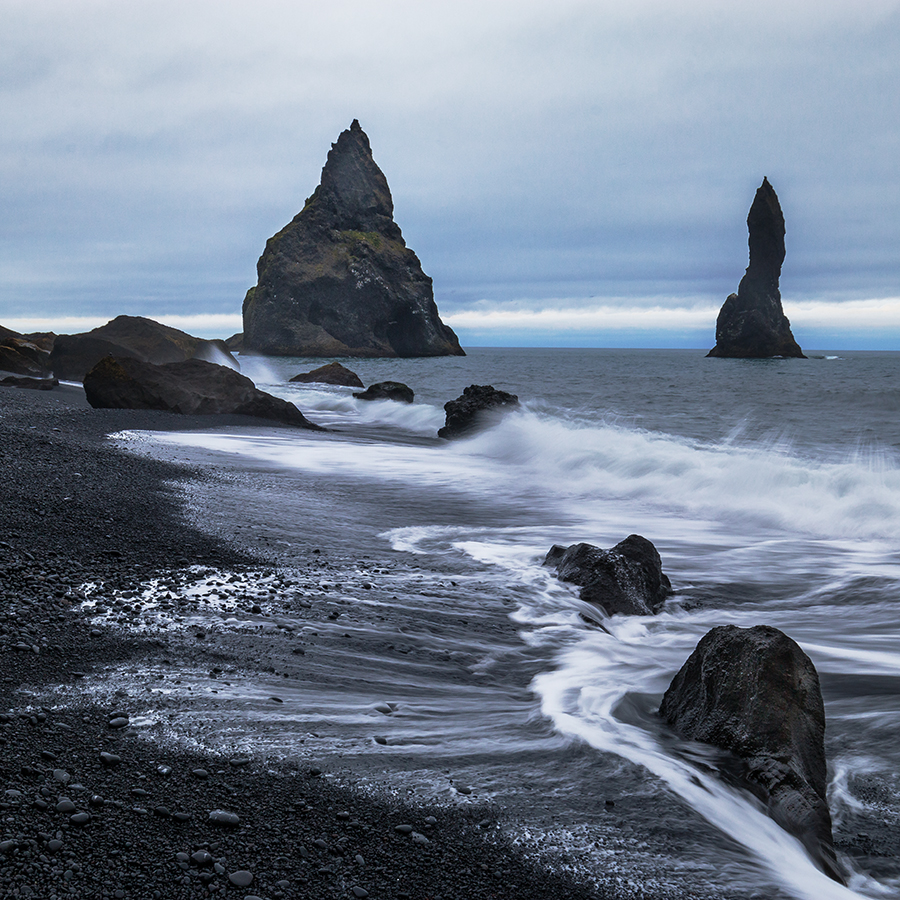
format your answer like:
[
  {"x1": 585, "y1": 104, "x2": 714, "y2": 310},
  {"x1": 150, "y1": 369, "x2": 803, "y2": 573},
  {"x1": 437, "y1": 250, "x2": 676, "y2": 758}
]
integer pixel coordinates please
[{"x1": 0, "y1": 385, "x2": 629, "y2": 900}]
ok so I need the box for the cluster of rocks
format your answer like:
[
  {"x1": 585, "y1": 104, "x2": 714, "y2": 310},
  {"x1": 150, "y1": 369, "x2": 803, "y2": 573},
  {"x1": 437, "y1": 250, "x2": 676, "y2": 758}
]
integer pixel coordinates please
[{"x1": 544, "y1": 534, "x2": 843, "y2": 882}]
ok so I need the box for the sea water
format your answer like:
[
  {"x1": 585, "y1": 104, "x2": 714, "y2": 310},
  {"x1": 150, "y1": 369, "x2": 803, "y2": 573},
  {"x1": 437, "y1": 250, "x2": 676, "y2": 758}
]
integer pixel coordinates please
[{"x1": 73, "y1": 349, "x2": 900, "y2": 899}]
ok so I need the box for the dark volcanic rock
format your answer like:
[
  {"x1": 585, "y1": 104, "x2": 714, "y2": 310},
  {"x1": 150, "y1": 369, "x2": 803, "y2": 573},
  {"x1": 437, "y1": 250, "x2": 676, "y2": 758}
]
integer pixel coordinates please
[
  {"x1": 707, "y1": 178, "x2": 805, "y2": 359},
  {"x1": 0, "y1": 374, "x2": 58, "y2": 390},
  {"x1": 83, "y1": 356, "x2": 322, "y2": 429},
  {"x1": 242, "y1": 119, "x2": 464, "y2": 359},
  {"x1": 659, "y1": 624, "x2": 842, "y2": 882},
  {"x1": 291, "y1": 361, "x2": 364, "y2": 388},
  {"x1": 0, "y1": 328, "x2": 52, "y2": 377},
  {"x1": 353, "y1": 380, "x2": 414, "y2": 403},
  {"x1": 438, "y1": 384, "x2": 520, "y2": 439},
  {"x1": 544, "y1": 535, "x2": 671, "y2": 616},
  {"x1": 50, "y1": 315, "x2": 239, "y2": 380}
]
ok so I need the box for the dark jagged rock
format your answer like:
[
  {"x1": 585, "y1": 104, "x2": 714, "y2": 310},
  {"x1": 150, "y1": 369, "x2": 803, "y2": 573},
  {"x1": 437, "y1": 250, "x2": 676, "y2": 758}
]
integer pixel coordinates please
[
  {"x1": 708, "y1": 178, "x2": 805, "y2": 359},
  {"x1": 290, "y1": 361, "x2": 364, "y2": 388},
  {"x1": 659, "y1": 625, "x2": 842, "y2": 882},
  {"x1": 83, "y1": 356, "x2": 322, "y2": 429},
  {"x1": 438, "y1": 384, "x2": 520, "y2": 439},
  {"x1": 49, "y1": 316, "x2": 239, "y2": 381},
  {"x1": 225, "y1": 333, "x2": 244, "y2": 351},
  {"x1": 544, "y1": 535, "x2": 671, "y2": 617},
  {"x1": 0, "y1": 375, "x2": 58, "y2": 390},
  {"x1": 353, "y1": 381, "x2": 414, "y2": 403},
  {"x1": 0, "y1": 328, "x2": 52, "y2": 378},
  {"x1": 242, "y1": 120, "x2": 464, "y2": 359}
]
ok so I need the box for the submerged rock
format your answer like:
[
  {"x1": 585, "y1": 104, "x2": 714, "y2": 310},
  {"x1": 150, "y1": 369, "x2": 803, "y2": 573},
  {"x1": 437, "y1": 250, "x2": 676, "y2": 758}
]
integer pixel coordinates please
[
  {"x1": 50, "y1": 315, "x2": 239, "y2": 381},
  {"x1": 659, "y1": 624, "x2": 842, "y2": 883},
  {"x1": 83, "y1": 356, "x2": 321, "y2": 429},
  {"x1": 707, "y1": 178, "x2": 805, "y2": 359},
  {"x1": 352, "y1": 381, "x2": 414, "y2": 403},
  {"x1": 438, "y1": 384, "x2": 520, "y2": 439},
  {"x1": 544, "y1": 534, "x2": 671, "y2": 616},
  {"x1": 242, "y1": 119, "x2": 464, "y2": 358},
  {"x1": 290, "y1": 361, "x2": 364, "y2": 388}
]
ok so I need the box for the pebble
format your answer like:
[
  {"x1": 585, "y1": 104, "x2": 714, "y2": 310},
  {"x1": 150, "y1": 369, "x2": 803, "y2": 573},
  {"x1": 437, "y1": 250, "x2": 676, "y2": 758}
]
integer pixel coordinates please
[
  {"x1": 55, "y1": 798, "x2": 76, "y2": 814},
  {"x1": 108, "y1": 716, "x2": 129, "y2": 729},
  {"x1": 192, "y1": 768, "x2": 209, "y2": 779},
  {"x1": 69, "y1": 811, "x2": 91, "y2": 826},
  {"x1": 228, "y1": 870, "x2": 254, "y2": 887},
  {"x1": 53, "y1": 768, "x2": 71, "y2": 784},
  {"x1": 208, "y1": 809, "x2": 240, "y2": 827},
  {"x1": 100, "y1": 752, "x2": 121, "y2": 766},
  {"x1": 352, "y1": 887, "x2": 369, "y2": 898},
  {"x1": 191, "y1": 850, "x2": 214, "y2": 867},
  {"x1": 394, "y1": 824, "x2": 413, "y2": 835}
]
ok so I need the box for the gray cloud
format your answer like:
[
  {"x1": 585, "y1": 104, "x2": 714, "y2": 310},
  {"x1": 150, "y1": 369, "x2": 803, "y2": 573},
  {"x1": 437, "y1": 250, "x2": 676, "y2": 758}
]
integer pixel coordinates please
[{"x1": 1, "y1": 0, "x2": 898, "y2": 344}]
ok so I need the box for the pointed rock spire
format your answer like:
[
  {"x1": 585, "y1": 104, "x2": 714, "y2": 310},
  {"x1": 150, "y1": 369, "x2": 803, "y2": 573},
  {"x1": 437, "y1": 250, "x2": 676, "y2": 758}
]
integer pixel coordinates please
[
  {"x1": 242, "y1": 120, "x2": 463, "y2": 358},
  {"x1": 707, "y1": 178, "x2": 805, "y2": 359}
]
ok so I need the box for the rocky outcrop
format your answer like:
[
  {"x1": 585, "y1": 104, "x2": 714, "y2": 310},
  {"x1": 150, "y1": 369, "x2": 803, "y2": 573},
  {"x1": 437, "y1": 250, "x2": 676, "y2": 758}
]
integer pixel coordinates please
[
  {"x1": 544, "y1": 535, "x2": 671, "y2": 616},
  {"x1": 353, "y1": 381, "x2": 414, "y2": 403},
  {"x1": 438, "y1": 384, "x2": 520, "y2": 439},
  {"x1": 83, "y1": 356, "x2": 321, "y2": 429},
  {"x1": 290, "y1": 361, "x2": 364, "y2": 388},
  {"x1": 0, "y1": 327, "x2": 52, "y2": 378},
  {"x1": 242, "y1": 120, "x2": 464, "y2": 359},
  {"x1": 49, "y1": 316, "x2": 239, "y2": 381},
  {"x1": 707, "y1": 178, "x2": 805, "y2": 359},
  {"x1": 659, "y1": 625, "x2": 842, "y2": 882}
]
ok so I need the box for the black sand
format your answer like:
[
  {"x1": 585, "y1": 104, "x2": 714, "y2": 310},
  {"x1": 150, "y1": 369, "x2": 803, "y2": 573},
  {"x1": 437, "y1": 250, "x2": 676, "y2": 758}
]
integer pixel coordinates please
[{"x1": 0, "y1": 385, "x2": 623, "y2": 900}]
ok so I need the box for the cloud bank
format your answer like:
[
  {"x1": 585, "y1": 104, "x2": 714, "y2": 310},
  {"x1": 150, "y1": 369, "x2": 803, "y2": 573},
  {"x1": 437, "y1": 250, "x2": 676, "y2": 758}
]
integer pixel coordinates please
[{"x1": 1, "y1": 1, "x2": 898, "y2": 347}]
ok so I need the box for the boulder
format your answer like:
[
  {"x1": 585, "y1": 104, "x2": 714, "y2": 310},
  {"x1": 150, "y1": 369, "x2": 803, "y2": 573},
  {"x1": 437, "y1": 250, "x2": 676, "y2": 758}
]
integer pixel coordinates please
[
  {"x1": 544, "y1": 534, "x2": 671, "y2": 616},
  {"x1": 242, "y1": 119, "x2": 464, "y2": 358},
  {"x1": 0, "y1": 328, "x2": 52, "y2": 378},
  {"x1": 224, "y1": 333, "x2": 244, "y2": 352},
  {"x1": 0, "y1": 375, "x2": 58, "y2": 390},
  {"x1": 707, "y1": 178, "x2": 805, "y2": 358},
  {"x1": 438, "y1": 384, "x2": 520, "y2": 439},
  {"x1": 659, "y1": 625, "x2": 842, "y2": 882},
  {"x1": 83, "y1": 356, "x2": 322, "y2": 429},
  {"x1": 49, "y1": 316, "x2": 239, "y2": 380},
  {"x1": 352, "y1": 381, "x2": 414, "y2": 403},
  {"x1": 290, "y1": 361, "x2": 364, "y2": 388}
]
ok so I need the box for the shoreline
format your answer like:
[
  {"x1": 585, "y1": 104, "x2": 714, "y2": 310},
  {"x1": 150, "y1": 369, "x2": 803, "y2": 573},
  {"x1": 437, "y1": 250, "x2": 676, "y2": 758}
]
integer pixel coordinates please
[{"x1": 0, "y1": 385, "x2": 639, "y2": 900}]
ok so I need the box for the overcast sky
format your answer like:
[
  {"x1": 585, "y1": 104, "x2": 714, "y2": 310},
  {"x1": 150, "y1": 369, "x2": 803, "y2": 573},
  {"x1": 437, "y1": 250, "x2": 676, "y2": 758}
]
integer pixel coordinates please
[{"x1": 2, "y1": 0, "x2": 899, "y2": 348}]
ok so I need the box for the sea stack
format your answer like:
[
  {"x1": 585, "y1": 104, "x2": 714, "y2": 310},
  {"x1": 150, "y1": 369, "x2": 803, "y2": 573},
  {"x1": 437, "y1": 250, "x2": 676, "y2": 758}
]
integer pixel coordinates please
[
  {"x1": 707, "y1": 178, "x2": 805, "y2": 359},
  {"x1": 242, "y1": 120, "x2": 464, "y2": 358}
]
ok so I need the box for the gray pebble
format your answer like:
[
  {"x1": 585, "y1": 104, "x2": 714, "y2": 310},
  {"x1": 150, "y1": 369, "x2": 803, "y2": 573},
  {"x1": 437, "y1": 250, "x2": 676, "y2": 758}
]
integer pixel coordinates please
[
  {"x1": 208, "y1": 809, "x2": 240, "y2": 826},
  {"x1": 100, "y1": 752, "x2": 121, "y2": 766},
  {"x1": 69, "y1": 811, "x2": 91, "y2": 826},
  {"x1": 108, "y1": 716, "x2": 129, "y2": 729},
  {"x1": 55, "y1": 798, "x2": 76, "y2": 813},
  {"x1": 352, "y1": 888, "x2": 369, "y2": 898},
  {"x1": 228, "y1": 870, "x2": 253, "y2": 887},
  {"x1": 394, "y1": 824, "x2": 413, "y2": 834}
]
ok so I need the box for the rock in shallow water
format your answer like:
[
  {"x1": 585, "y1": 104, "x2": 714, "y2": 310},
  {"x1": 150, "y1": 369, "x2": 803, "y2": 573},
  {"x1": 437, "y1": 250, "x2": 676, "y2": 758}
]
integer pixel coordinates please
[
  {"x1": 659, "y1": 624, "x2": 843, "y2": 883},
  {"x1": 438, "y1": 384, "x2": 520, "y2": 439},
  {"x1": 544, "y1": 534, "x2": 671, "y2": 617},
  {"x1": 353, "y1": 381, "x2": 414, "y2": 403}
]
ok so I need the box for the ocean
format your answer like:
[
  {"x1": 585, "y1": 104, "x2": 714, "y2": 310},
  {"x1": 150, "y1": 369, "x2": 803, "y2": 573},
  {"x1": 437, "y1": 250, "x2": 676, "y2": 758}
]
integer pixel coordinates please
[{"x1": 70, "y1": 348, "x2": 900, "y2": 899}]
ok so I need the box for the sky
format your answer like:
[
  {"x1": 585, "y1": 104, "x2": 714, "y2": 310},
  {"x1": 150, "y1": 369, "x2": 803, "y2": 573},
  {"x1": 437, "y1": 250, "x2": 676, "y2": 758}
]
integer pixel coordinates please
[{"x1": 1, "y1": 0, "x2": 899, "y2": 349}]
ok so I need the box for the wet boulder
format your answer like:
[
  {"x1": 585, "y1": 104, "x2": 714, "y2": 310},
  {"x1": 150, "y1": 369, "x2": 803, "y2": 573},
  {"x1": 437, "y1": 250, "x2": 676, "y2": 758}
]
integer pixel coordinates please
[
  {"x1": 290, "y1": 361, "x2": 364, "y2": 388},
  {"x1": 353, "y1": 381, "x2": 414, "y2": 403},
  {"x1": 438, "y1": 384, "x2": 520, "y2": 439},
  {"x1": 50, "y1": 315, "x2": 239, "y2": 380},
  {"x1": 659, "y1": 624, "x2": 842, "y2": 883},
  {"x1": 83, "y1": 356, "x2": 322, "y2": 429},
  {"x1": 543, "y1": 534, "x2": 671, "y2": 616}
]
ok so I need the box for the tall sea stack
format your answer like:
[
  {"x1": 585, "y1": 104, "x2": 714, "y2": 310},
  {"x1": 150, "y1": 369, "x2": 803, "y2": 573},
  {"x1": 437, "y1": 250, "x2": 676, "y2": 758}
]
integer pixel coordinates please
[
  {"x1": 707, "y1": 178, "x2": 805, "y2": 359},
  {"x1": 242, "y1": 120, "x2": 464, "y2": 358}
]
